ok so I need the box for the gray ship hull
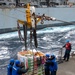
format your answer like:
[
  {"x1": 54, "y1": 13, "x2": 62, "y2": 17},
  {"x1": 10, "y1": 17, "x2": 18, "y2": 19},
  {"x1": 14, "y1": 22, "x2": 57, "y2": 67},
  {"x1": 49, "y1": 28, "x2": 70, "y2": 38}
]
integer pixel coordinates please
[
  {"x1": 0, "y1": 21, "x2": 75, "y2": 34},
  {"x1": 0, "y1": 7, "x2": 75, "y2": 33}
]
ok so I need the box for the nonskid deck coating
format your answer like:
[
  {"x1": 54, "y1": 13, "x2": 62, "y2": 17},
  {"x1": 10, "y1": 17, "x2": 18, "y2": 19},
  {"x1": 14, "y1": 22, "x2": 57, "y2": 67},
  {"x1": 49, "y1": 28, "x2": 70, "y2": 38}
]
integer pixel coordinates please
[{"x1": 57, "y1": 57, "x2": 75, "y2": 75}]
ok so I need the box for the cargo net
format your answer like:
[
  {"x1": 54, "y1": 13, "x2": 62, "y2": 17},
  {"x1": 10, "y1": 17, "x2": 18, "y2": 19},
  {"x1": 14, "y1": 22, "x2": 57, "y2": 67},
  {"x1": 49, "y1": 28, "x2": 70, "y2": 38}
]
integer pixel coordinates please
[{"x1": 17, "y1": 50, "x2": 46, "y2": 75}]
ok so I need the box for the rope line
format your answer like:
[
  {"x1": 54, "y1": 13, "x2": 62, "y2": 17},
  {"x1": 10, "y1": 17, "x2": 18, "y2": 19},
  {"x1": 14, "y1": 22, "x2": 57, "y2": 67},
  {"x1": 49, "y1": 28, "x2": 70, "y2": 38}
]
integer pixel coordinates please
[
  {"x1": 17, "y1": 22, "x2": 24, "y2": 42},
  {"x1": 16, "y1": 9, "x2": 25, "y2": 13}
]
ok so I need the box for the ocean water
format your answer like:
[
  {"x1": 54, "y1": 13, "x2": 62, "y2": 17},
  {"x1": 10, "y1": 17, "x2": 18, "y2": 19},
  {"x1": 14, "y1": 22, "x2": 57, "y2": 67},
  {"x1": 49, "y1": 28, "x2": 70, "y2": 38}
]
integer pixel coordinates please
[{"x1": 0, "y1": 25, "x2": 75, "y2": 75}]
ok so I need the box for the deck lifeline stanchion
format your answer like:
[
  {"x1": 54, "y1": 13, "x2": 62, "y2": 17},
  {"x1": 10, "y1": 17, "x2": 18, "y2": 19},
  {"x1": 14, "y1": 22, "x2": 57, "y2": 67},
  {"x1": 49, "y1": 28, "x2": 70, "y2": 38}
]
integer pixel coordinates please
[
  {"x1": 60, "y1": 48, "x2": 63, "y2": 62},
  {"x1": 57, "y1": 48, "x2": 63, "y2": 64}
]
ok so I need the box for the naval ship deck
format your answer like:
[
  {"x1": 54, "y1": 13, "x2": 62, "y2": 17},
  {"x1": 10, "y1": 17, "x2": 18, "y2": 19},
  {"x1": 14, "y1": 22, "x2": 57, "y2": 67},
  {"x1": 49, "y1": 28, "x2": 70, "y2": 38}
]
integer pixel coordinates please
[{"x1": 57, "y1": 56, "x2": 75, "y2": 75}]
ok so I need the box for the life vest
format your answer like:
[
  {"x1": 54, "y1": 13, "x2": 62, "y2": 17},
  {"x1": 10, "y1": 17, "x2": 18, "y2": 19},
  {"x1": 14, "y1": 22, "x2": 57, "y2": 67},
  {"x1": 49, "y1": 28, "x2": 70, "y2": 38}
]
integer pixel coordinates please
[
  {"x1": 65, "y1": 43, "x2": 71, "y2": 50},
  {"x1": 12, "y1": 66, "x2": 21, "y2": 75},
  {"x1": 7, "y1": 64, "x2": 12, "y2": 75}
]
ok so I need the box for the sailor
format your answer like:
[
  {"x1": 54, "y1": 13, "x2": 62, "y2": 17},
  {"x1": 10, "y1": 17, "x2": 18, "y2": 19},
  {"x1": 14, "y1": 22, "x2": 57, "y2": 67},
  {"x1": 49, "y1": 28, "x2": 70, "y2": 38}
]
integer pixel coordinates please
[
  {"x1": 45, "y1": 54, "x2": 50, "y2": 75},
  {"x1": 7, "y1": 59, "x2": 14, "y2": 75},
  {"x1": 12, "y1": 60, "x2": 28, "y2": 75},
  {"x1": 49, "y1": 55, "x2": 58, "y2": 75},
  {"x1": 63, "y1": 40, "x2": 71, "y2": 61}
]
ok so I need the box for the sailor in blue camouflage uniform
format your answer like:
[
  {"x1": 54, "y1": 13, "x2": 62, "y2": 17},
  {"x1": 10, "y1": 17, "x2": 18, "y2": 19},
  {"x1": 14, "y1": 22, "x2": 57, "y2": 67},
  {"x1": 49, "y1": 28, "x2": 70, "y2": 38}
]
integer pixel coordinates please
[
  {"x1": 12, "y1": 60, "x2": 28, "y2": 75},
  {"x1": 49, "y1": 55, "x2": 58, "y2": 75},
  {"x1": 45, "y1": 54, "x2": 51, "y2": 75},
  {"x1": 7, "y1": 59, "x2": 14, "y2": 75}
]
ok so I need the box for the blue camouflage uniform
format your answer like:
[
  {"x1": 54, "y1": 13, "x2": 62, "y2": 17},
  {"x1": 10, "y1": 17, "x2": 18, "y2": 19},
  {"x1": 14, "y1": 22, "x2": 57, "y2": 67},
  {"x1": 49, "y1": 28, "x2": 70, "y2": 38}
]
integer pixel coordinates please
[
  {"x1": 12, "y1": 60, "x2": 28, "y2": 75},
  {"x1": 7, "y1": 59, "x2": 14, "y2": 75},
  {"x1": 49, "y1": 55, "x2": 58, "y2": 75},
  {"x1": 45, "y1": 54, "x2": 50, "y2": 75}
]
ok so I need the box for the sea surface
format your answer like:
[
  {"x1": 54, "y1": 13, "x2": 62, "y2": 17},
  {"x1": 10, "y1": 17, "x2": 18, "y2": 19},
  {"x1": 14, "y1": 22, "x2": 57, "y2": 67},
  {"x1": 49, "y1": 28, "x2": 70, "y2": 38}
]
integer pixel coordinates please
[{"x1": 0, "y1": 25, "x2": 75, "y2": 75}]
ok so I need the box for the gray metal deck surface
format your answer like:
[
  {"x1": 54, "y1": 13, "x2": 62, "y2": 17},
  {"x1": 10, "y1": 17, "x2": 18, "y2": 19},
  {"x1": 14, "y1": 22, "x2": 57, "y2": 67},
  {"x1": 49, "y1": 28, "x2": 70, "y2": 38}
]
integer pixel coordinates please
[{"x1": 57, "y1": 57, "x2": 75, "y2": 75}]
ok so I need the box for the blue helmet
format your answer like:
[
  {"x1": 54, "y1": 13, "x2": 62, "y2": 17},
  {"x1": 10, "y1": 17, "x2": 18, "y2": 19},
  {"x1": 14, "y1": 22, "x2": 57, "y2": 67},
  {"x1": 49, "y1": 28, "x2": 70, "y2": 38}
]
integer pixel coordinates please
[
  {"x1": 66, "y1": 40, "x2": 69, "y2": 43},
  {"x1": 51, "y1": 54, "x2": 56, "y2": 59},
  {"x1": 10, "y1": 59, "x2": 14, "y2": 63},
  {"x1": 46, "y1": 54, "x2": 50, "y2": 57},
  {"x1": 15, "y1": 60, "x2": 20, "y2": 65}
]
